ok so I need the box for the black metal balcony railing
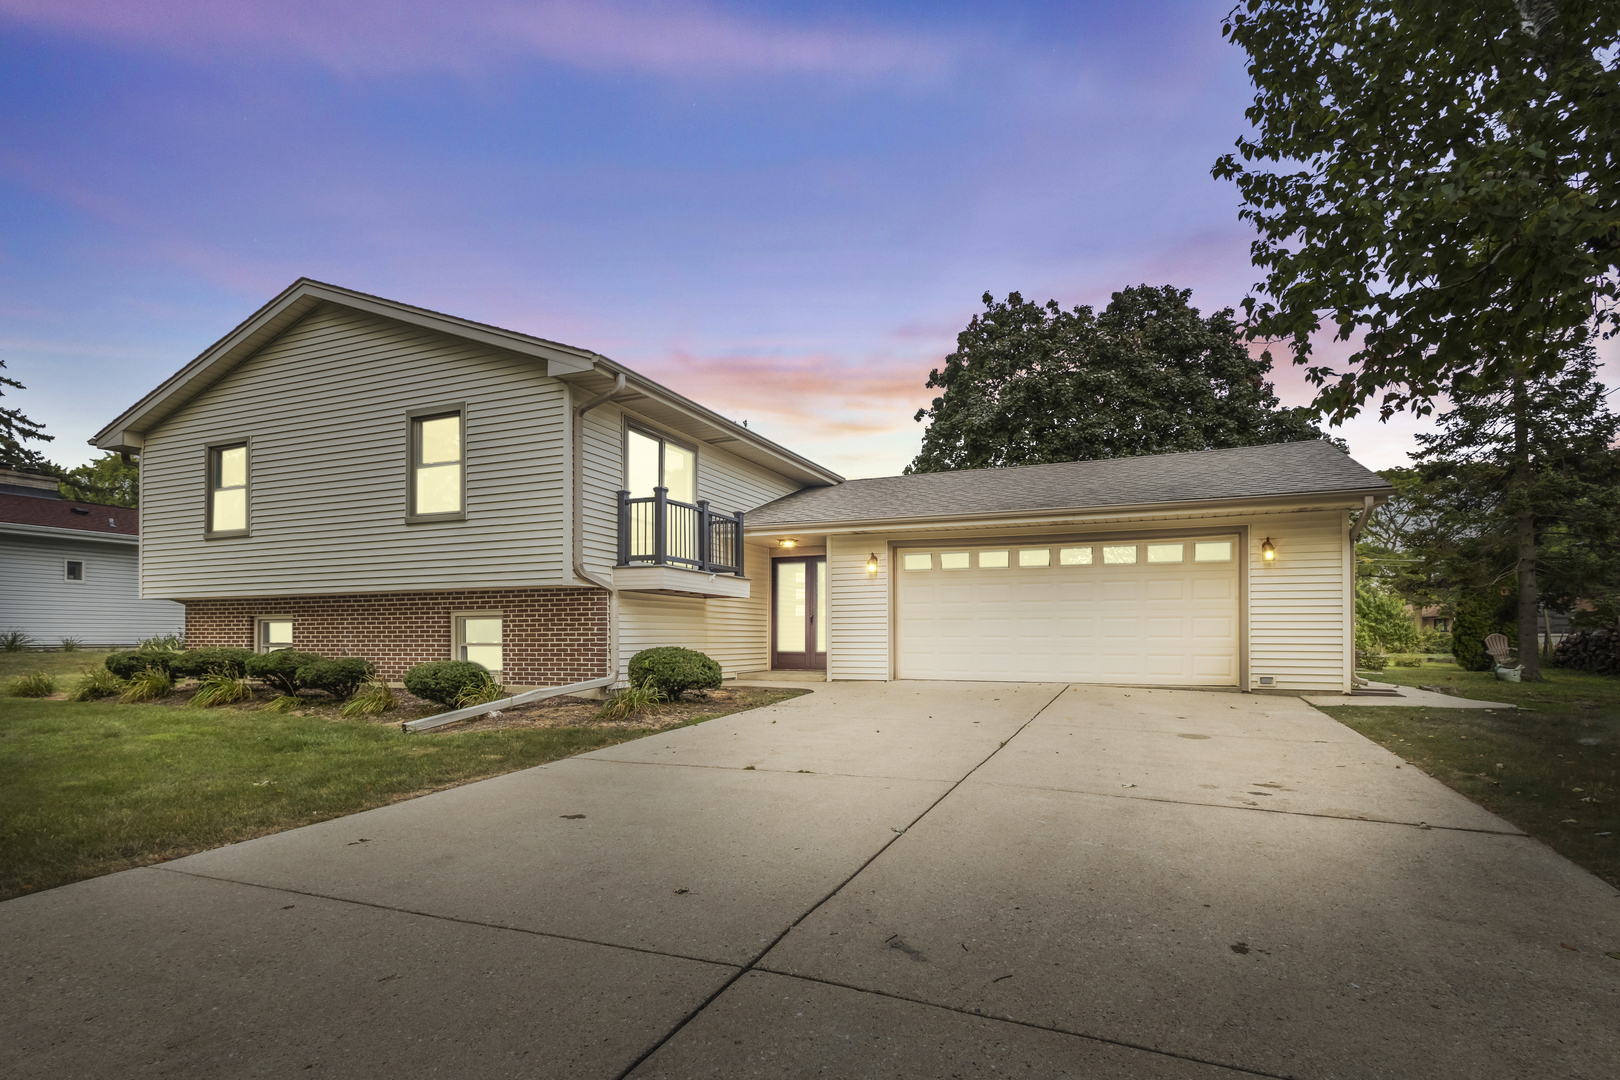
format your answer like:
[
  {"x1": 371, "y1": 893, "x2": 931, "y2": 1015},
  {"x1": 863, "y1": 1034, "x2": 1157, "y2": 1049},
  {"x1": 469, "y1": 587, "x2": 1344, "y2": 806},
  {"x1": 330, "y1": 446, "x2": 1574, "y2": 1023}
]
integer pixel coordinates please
[{"x1": 617, "y1": 488, "x2": 746, "y2": 575}]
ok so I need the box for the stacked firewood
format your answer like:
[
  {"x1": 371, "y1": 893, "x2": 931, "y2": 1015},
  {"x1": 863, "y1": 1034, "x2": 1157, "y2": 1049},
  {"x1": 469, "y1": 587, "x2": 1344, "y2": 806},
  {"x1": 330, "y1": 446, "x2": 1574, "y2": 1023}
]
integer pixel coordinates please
[{"x1": 1552, "y1": 628, "x2": 1620, "y2": 675}]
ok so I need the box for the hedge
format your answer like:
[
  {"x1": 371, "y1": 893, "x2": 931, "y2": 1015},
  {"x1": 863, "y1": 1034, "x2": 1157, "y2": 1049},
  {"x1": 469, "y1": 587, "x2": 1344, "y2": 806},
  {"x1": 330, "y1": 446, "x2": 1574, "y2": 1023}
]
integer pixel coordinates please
[
  {"x1": 244, "y1": 650, "x2": 324, "y2": 695},
  {"x1": 296, "y1": 657, "x2": 375, "y2": 700},
  {"x1": 105, "y1": 650, "x2": 177, "y2": 679},
  {"x1": 168, "y1": 648, "x2": 256, "y2": 679}
]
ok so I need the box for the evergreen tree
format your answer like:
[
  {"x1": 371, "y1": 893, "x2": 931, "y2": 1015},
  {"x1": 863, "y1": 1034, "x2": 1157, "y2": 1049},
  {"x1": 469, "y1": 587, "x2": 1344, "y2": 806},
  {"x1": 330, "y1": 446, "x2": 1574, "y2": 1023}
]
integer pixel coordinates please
[{"x1": 0, "y1": 359, "x2": 60, "y2": 477}]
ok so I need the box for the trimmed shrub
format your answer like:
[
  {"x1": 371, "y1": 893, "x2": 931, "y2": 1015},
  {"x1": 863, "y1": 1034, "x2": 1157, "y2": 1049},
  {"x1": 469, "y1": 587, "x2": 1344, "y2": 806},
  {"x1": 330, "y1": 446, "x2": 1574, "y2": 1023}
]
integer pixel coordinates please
[
  {"x1": 297, "y1": 657, "x2": 375, "y2": 700},
  {"x1": 628, "y1": 647, "x2": 722, "y2": 700},
  {"x1": 404, "y1": 660, "x2": 495, "y2": 707},
  {"x1": 168, "y1": 647, "x2": 255, "y2": 679},
  {"x1": 105, "y1": 650, "x2": 178, "y2": 679},
  {"x1": 244, "y1": 650, "x2": 323, "y2": 695}
]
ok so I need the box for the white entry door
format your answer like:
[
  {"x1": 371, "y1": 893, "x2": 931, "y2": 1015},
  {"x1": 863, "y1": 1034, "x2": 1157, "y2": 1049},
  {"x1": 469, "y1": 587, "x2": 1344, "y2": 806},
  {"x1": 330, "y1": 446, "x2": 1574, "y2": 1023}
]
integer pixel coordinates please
[{"x1": 895, "y1": 536, "x2": 1239, "y2": 685}]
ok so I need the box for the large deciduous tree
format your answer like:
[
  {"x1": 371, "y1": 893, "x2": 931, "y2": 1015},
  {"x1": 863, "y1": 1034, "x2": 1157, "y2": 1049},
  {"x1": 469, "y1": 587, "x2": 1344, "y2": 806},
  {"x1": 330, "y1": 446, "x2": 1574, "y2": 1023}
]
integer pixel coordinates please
[
  {"x1": 59, "y1": 453, "x2": 140, "y2": 508},
  {"x1": 908, "y1": 286, "x2": 1330, "y2": 473},
  {"x1": 1214, "y1": 0, "x2": 1620, "y2": 421}
]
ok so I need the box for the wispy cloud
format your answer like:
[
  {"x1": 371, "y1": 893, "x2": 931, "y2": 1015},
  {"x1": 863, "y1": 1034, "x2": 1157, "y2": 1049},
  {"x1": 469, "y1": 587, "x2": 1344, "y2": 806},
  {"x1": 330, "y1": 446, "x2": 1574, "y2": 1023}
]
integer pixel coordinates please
[{"x1": 0, "y1": 0, "x2": 951, "y2": 79}]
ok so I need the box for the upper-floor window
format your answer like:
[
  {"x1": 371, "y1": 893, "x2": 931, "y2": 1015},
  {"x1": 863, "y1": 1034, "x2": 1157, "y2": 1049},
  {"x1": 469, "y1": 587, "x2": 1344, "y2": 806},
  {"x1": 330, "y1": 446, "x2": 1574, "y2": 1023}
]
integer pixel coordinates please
[
  {"x1": 409, "y1": 409, "x2": 464, "y2": 520},
  {"x1": 65, "y1": 559, "x2": 85, "y2": 582},
  {"x1": 208, "y1": 443, "x2": 249, "y2": 535},
  {"x1": 626, "y1": 426, "x2": 695, "y2": 504}
]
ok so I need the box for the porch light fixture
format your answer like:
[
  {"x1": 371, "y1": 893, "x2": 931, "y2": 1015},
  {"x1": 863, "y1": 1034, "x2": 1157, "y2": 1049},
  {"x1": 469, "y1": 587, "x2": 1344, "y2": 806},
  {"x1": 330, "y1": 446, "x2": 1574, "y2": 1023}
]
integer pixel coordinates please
[
  {"x1": 779, "y1": 538, "x2": 797, "y2": 549},
  {"x1": 1260, "y1": 537, "x2": 1277, "y2": 562},
  {"x1": 867, "y1": 553, "x2": 880, "y2": 574}
]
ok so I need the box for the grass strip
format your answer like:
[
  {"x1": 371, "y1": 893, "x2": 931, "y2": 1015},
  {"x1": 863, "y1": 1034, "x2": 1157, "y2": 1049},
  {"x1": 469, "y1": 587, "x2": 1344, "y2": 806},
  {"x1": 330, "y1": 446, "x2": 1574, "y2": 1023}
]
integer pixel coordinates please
[{"x1": 1321, "y1": 665, "x2": 1619, "y2": 888}]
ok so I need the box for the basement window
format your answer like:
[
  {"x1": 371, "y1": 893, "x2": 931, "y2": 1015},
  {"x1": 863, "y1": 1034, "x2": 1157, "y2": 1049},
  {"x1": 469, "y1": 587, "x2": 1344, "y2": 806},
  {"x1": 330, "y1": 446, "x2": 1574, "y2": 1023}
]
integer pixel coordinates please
[
  {"x1": 257, "y1": 619, "x2": 294, "y2": 653},
  {"x1": 454, "y1": 613, "x2": 503, "y2": 673}
]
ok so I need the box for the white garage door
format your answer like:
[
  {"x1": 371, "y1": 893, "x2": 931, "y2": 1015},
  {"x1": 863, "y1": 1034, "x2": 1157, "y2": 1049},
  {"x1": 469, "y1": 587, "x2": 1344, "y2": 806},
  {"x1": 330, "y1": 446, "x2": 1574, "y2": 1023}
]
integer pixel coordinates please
[{"x1": 895, "y1": 536, "x2": 1239, "y2": 685}]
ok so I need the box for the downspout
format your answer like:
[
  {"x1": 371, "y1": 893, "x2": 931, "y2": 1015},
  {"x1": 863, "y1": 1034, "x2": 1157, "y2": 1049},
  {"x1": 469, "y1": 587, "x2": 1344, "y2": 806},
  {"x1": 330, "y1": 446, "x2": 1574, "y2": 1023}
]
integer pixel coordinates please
[
  {"x1": 403, "y1": 370, "x2": 631, "y2": 732},
  {"x1": 574, "y1": 372, "x2": 629, "y2": 681},
  {"x1": 1346, "y1": 495, "x2": 1378, "y2": 688}
]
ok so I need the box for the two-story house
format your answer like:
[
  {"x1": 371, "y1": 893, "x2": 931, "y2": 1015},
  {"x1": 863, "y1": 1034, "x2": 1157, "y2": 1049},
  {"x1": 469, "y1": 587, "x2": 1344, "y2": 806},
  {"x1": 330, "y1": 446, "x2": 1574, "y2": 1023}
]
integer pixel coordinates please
[{"x1": 92, "y1": 279, "x2": 1392, "y2": 696}]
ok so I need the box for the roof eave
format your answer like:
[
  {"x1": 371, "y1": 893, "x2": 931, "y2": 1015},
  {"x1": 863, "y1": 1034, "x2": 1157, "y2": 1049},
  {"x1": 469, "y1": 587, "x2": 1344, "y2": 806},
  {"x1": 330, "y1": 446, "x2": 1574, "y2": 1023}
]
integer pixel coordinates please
[
  {"x1": 743, "y1": 486, "x2": 1396, "y2": 535},
  {"x1": 0, "y1": 521, "x2": 139, "y2": 543}
]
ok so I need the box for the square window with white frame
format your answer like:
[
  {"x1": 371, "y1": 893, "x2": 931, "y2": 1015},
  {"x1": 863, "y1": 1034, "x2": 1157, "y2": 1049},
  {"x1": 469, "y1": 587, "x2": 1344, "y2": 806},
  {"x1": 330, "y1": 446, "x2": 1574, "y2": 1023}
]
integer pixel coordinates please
[
  {"x1": 257, "y1": 618, "x2": 294, "y2": 653},
  {"x1": 64, "y1": 559, "x2": 85, "y2": 582},
  {"x1": 455, "y1": 613, "x2": 503, "y2": 673}
]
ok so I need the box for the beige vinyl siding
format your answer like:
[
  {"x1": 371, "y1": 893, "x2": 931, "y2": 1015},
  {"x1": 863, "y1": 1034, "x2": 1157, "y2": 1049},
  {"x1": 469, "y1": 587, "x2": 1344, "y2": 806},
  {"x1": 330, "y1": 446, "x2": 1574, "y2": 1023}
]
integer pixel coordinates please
[
  {"x1": 0, "y1": 533, "x2": 185, "y2": 646},
  {"x1": 139, "y1": 304, "x2": 568, "y2": 599},
  {"x1": 616, "y1": 541, "x2": 773, "y2": 681},
  {"x1": 578, "y1": 400, "x2": 801, "y2": 579},
  {"x1": 1246, "y1": 510, "x2": 1350, "y2": 693},
  {"x1": 827, "y1": 534, "x2": 889, "y2": 680}
]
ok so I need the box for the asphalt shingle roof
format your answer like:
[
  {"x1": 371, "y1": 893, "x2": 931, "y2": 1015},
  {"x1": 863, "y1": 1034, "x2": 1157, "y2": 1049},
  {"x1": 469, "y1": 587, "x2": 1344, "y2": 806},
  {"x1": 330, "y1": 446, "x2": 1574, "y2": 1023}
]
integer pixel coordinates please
[
  {"x1": 747, "y1": 441, "x2": 1390, "y2": 529},
  {"x1": 0, "y1": 494, "x2": 139, "y2": 535}
]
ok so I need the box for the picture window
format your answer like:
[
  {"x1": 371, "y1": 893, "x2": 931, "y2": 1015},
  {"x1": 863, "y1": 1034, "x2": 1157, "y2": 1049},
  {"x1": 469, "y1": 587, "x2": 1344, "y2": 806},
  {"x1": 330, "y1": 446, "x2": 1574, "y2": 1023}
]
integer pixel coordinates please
[{"x1": 626, "y1": 427, "x2": 696, "y2": 505}]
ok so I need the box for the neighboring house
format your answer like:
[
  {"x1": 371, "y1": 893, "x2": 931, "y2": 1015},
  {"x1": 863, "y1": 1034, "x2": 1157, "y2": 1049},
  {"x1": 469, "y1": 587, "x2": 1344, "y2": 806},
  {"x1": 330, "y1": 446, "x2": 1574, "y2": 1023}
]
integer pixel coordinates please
[
  {"x1": 91, "y1": 279, "x2": 1393, "y2": 695},
  {"x1": 1416, "y1": 606, "x2": 1451, "y2": 633},
  {"x1": 0, "y1": 470, "x2": 186, "y2": 648}
]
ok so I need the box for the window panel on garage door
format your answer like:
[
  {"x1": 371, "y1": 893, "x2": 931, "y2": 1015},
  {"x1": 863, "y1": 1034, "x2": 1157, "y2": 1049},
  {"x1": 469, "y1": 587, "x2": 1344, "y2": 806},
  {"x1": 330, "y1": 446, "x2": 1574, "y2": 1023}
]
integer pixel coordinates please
[{"x1": 896, "y1": 536, "x2": 1238, "y2": 685}]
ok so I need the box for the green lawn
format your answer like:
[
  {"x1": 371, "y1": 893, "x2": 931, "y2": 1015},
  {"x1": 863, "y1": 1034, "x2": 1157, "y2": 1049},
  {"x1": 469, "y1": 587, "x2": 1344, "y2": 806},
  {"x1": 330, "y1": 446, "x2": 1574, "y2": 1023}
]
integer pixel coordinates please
[
  {"x1": 1319, "y1": 664, "x2": 1620, "y2": 888},
  {"x1": 0, "y1": 688, "x2": 734, "y2": 902},
  {"x1": 0, "y1": 649, "x2": 117, "y2": 685}
]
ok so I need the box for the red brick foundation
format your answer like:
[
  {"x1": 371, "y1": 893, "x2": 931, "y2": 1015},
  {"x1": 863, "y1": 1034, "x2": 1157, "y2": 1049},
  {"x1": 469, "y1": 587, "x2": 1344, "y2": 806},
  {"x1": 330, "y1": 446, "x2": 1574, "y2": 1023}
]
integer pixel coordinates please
[{"x1": 183, "y1": 587, "x2": 609, "y2": 686}]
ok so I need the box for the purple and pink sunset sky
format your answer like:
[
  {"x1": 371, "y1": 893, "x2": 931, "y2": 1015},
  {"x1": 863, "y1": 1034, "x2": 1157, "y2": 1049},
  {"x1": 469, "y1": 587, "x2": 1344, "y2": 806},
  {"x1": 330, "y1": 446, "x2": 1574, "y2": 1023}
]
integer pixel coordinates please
[{"x1": 4, "y1": 0, "x2": 1611, "y2": 478}]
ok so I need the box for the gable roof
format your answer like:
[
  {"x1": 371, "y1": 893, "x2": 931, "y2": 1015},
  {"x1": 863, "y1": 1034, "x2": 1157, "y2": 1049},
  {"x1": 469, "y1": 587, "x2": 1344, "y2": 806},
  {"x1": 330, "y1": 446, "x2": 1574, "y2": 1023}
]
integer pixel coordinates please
[
  {"x1": 746, "y1": 440, "x2": 1393, "y2": 531},
  {"x1": 0, "y1": 493, "x2": 138, "y2": 536},
  {"x1": 91, "y1": 278, "x2": 843, "y2": 487}
]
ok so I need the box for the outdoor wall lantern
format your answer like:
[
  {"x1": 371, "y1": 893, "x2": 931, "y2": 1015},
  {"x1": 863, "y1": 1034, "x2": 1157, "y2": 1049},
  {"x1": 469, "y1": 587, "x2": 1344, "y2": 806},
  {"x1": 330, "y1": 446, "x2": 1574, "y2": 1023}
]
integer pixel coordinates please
[
  {"x1": 1260, "y1": 537, "x2": 1277, "y2": 562},
  {"x1": 779, "y1": 538, "x2": 797, "y2": 549},
  {"x1": 867, "y1": 553, "x2": 880, "y2": 574}
]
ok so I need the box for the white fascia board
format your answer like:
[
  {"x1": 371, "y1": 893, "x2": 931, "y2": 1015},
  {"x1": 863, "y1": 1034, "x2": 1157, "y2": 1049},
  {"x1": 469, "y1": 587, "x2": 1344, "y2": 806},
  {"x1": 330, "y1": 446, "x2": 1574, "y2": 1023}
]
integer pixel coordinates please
[
  {"x1": 0, "y1": 522, "x2": 139, "y2": 545},
  {"x1": 746, "y1": 492, "x2": 1391, "y2": 537}
]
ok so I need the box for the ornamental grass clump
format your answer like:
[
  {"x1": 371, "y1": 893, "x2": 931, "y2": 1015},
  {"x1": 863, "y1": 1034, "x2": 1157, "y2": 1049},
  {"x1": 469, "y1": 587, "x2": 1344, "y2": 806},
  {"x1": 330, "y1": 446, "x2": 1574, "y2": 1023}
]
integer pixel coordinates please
[
  {"x1": 260, "y1": 694, "x2": 302, "y2": 713},
  {"x1": 66, "y1": 667, "x2": 123, "y2": 701},
  {"x1": 188, "y1": 670, "x2": 254, "y2": 708},
  {"x1": 58, "y1": 636, "x2": 83, "y2": 652},
  {"x1": 404, "y1": 660, "x2": 497, "y2": 708},
  {"x1": 627, "y1": 647, "x2": 722, "y2": 700},
  {"x1": 339, "y1": 678, "x2": 397, "y2": 718},
  {"x1": 244, "y1": 650, "x2": 322, "y2": 695},
  {"x1": 119, "y1": 666, "x2": 173, "y2": 703},
  {"x1": 137, "y1": 633, "x2": 184, "y2": 652},
  {"x1": 5, "y1": 671, "x2": 55, "y2": 698},
  {"x1": 0, "y1": 630, "x2": 31, "y2": 653},
  {"x1": 594, "y1": 680, "x2": 667, "y2": 722},
  {"x1": 453, "y1": 677, "x2": 505, "y2": 709}
]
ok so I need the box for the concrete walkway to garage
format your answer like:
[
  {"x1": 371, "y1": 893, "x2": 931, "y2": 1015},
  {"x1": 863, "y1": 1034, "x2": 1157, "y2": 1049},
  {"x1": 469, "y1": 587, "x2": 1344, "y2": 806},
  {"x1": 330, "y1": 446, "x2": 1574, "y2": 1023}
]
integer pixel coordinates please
[{"x1": 3, "y1": 682, "x2": 1617, "y2": 1079}]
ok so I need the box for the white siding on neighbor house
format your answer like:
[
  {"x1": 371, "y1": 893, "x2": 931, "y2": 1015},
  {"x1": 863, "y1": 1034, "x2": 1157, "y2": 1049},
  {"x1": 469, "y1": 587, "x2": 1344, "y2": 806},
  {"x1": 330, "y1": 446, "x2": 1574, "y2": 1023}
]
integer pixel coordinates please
[
  {"x1": 1246, "y1": 510, "x2": 1350, "y2": 693},
  {"x1": 828, "y1": 534, "x2": 890, "y2": 680},
  {"x1": 138, "y1": 304, "x2": 569, "y2": 599},
  {"x1": 578, "y1": 398, "x2": 802, "y2": 580},
  {"x1": 0, "y1": 533, "x2": 185, "y2": 646},
  {"x1": 616, "y1": 540, "x2": 773, "y2": 681}
]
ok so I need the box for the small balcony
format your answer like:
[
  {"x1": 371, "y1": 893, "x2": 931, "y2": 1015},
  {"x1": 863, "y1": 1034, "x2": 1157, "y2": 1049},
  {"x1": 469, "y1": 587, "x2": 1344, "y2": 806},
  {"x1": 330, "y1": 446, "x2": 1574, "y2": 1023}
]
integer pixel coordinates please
[{"x1": 612, "y1": 488, "x2": 750, "y2": 598}]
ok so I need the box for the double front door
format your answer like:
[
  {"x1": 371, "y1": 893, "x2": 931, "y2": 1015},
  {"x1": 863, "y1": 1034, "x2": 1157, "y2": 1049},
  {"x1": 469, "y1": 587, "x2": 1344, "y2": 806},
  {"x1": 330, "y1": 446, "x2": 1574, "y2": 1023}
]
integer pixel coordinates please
[{"x1": 772, "y1": 556, "x2": 826, "y2": 670}]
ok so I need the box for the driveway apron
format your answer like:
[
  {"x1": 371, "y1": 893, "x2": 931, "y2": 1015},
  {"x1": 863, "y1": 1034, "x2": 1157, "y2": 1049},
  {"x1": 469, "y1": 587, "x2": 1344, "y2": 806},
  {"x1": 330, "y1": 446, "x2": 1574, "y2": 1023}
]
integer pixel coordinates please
[{"x1": 3, "y1": 681, "x2": 1616, "y2": 1079}]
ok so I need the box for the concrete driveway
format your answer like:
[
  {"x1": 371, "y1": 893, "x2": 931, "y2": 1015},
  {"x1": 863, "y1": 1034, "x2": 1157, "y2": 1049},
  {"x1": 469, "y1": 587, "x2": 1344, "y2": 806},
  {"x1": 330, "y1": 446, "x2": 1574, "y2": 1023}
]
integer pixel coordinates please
[{"x1": 4, "y1": 682, "x2": 1617, "y2": 1079}]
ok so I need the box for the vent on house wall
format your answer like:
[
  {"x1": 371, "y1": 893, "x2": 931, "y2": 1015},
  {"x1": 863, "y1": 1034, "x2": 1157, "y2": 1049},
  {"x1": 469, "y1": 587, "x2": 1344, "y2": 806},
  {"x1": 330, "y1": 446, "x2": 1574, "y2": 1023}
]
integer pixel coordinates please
[{"x1": 1257, "y1": 676, "x2": 1275, "y2": 687}]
